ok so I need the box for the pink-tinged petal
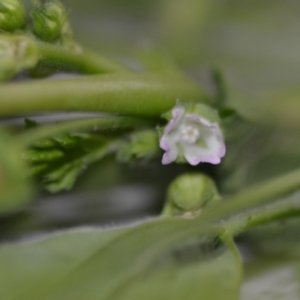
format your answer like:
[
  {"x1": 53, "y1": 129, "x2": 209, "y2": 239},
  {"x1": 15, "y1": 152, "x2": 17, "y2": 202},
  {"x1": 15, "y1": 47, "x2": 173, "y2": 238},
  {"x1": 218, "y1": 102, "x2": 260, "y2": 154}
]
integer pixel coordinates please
[
  {"x1": 185, "y1": 154, "x2": 221, "y2": 166},
  {"x1": 218, "y1": 142, "x2": 226, "y2": 157},
  {"x1": 164, "y1": 107, "x2": 185, "y2": 135},
  {"x1": 183, "y1": 144, "x2": 222, "y2": 166},
  {"x1": 162, "y1": 146, "x2": 178, "y2": 165},
  {"x1": 187, "y1": 114, "x2": 226, "y2": 158},
  {"x1": 160, "y1": 107, "x2": 184, "y2": 164},
  {"x1": 159, "y1": 136, "x2": 170, "y2": 151},
  {"x1": 160, "y1": 104, "x2": 226, "y2": 166},
  {"x1": 211, "y1": 126, "x2": 226, "y2": 157},
  {"x1": 183, "y1": 146, "x2": 208, "y2": 165},
  {"x1": 204, "y1": 128, "x2": 226, "y2": 158},
  {"x1": 201, "y1": 156, "x2": 221, "y2": 164}
]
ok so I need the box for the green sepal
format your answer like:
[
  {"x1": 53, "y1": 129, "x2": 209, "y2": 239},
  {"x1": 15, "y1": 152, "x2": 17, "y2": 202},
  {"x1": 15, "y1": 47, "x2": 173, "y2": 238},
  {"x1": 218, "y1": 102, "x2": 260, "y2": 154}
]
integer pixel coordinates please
[
  {"x1": 185, "y1": 102, "x2": 221, "y2": 124},
  {"x1": 117, "y1": 129, "x2": 159, "y2": 162},
  {"x1": 161, "y1": 100, "x2": 221, "y2": 124}
]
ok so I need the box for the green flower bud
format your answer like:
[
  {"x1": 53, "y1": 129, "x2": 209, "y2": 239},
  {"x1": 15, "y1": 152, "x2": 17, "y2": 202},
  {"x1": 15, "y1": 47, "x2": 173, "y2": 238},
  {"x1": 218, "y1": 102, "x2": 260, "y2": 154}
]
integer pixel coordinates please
[
  {"x1": 0, "y1": 0, "x2": 26, "y2": 32},
  {"x1": 162, "y1": 173, "x2": 221, "y2": 218},
  {"x1": 31, "y1": 0, "x2": 70, "y2": 42},
  {"x1": 0, "y1": 34, "x2": 39, "y2": 80}
]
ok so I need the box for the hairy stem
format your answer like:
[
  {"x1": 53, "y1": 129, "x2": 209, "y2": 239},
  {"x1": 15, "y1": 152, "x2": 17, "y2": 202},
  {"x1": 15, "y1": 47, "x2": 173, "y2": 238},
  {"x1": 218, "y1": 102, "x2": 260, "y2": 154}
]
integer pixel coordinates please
[
  {"x1": 202, "y1": 167, "x2": 300, "y2": 224},
  {"x1": 167, "y1": 167, "x2": 300, "y2": 240},
  {"x1": 17, "y1": 116, "x2": 151, "y2": 147},
  {"x1": 132, "y1": 167, "x2": 300, "y2": 262},
  {"x1": 0, "y1": 74, "x2": 208, "y2": 117},
  {"x1": 221, "y1": 193, "x2": 300, "y2": 236}
]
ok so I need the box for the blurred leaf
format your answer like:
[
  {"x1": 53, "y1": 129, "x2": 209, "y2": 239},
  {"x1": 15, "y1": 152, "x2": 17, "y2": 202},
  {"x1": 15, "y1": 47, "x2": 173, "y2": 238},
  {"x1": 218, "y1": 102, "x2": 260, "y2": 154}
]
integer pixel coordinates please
[
  {"x1": 0, "y1": 218, "x2": 242, "y2": 300},
  {"x1": 241, "y1": 257, "x2": 300, "y2": 300},
  {"x1": 240, "y1": 219, "x2": 300, "y2": 300}
]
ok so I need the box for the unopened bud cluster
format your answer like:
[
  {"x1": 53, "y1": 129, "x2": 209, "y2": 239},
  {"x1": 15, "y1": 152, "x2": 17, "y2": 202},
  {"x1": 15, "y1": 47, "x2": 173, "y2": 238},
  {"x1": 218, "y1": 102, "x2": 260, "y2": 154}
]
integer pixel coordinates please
[
  {"x1": 0, "y1": 0, "x2": 72, "y2": 80},
  {"x1": 0, "y1": 0, "x2": 25, "y2": 32},
  {"x1": 31, "y1": 0, "x2": 71, "y2": 42},
  {"x1": 0, "y1": 0, "x2": 71, "y2": 42}
]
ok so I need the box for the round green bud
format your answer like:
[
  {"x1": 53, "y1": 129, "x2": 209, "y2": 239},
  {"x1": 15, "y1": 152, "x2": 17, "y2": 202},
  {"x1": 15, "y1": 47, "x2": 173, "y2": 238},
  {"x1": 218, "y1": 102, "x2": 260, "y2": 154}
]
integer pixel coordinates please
[
  {"x1": 31, "y1": 0, "x2": 68, "y2": 42},
  {"x1": 162, "y1": 173, "x2": 220, "y2": 218},
  {"x1": 0, "y1": 0, "x2": 26, "y2": 31},
  {"x1": 0, "y1": 34, "x2": 39, "y2": 80}
]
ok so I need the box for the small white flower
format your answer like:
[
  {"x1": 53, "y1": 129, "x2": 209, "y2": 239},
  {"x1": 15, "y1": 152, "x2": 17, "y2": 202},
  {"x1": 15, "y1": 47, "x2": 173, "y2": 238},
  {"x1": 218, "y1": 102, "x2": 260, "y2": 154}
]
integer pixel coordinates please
[{"x1": 159, "y1": 103, "x2": 226, "y2": 166}]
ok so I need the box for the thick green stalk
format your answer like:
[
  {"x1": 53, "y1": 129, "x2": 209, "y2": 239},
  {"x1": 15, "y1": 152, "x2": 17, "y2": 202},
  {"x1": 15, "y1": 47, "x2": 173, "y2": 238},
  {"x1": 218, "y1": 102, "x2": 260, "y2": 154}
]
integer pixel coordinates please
[
  {"x1": 37, "y1": 43, "x2": 131, "y2": 74},
  {"x1": 121, "y1": 167, "x2": 300, "y2": 264},
  {"x1": 17, "y1": 116, "x2": 151, "y2": 147},
  {"x1": 220, "y1": 193, "x2": 300, "y2": 236},
  {"x1": 0, "y1": 73, "x2": 208, "y2": 117},
  {"x1": 200, "y1": 167, "x2": 300, "y2": 224},
  {"x1": 168, "y1": 167, "x2": 300, "y2": 240}
]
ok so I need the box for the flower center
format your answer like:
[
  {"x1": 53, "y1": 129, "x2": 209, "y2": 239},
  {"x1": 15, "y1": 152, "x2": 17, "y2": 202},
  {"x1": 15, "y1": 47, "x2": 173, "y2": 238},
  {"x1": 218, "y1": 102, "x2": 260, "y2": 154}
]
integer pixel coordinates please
[{"x1": 180, "y1": 124, "x2": 200, "y2": 144}]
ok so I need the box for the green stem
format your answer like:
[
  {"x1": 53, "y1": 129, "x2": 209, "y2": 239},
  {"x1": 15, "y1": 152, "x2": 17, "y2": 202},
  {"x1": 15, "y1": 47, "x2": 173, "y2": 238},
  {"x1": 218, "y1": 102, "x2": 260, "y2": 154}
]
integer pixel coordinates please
[
  {"x1": 0, "y1": 73, "x2": 208, "y2": 117},
  {"x1": 133, "y1": 167, "x2": 300, "y2": 261},
  {"x1": 201, "y1": 167, "x2": 300, "y2": 224},
  {"x1": 37, "y1": 43, "x2": 131, "y2": 74},
  {"x1": 17, "y1": 116, "x2": 150, "y2": 147},
  {"x1": 167, "y1": 167, "x2": 300, "y2": 240},
  {"x1": 221, "y1": 193, "x2": 300, "y2": 237}
]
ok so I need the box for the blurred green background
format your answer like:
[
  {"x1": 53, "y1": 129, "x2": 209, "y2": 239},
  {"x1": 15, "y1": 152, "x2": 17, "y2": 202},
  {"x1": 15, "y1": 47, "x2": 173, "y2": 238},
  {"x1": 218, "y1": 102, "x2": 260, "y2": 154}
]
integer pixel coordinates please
[
  {"x1": 59, "y1": 0, "x2": 300, "y2": 129},
  {"x1": 3, "y1": 0, "x2": 299, "y2": 239},
  {"x1": 52, "y1": 0, "x2": 300, "y2": 184}
]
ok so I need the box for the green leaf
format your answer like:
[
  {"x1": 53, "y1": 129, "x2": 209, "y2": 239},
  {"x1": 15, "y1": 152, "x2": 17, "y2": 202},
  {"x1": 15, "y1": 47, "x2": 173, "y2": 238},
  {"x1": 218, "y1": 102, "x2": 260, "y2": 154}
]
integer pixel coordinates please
[
  {"x1": 0, "y1": 218, "x2": 242, "y2": 300},
  {"x1": 23, "y1": 128, "x2": 113, "y2": 192},
  {"x1": 116, "y1": 237, "x2": 241, "y2": 300}
]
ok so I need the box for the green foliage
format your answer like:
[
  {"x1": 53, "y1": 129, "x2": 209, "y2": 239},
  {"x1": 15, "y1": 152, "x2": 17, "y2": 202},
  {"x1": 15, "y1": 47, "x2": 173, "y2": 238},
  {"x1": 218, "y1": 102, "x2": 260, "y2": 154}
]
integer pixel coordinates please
[
  {"x1": 24, "y1": 119, "x2": 113, "y2": 192},
  {"x1": 0, "y1": 219, "x2": 241, "y2": 300},
  {"x1": 0, "y1": 1, "x2": 300, "y2": 299}
]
